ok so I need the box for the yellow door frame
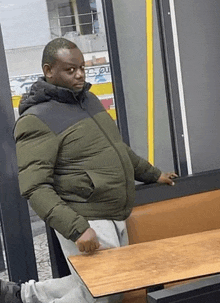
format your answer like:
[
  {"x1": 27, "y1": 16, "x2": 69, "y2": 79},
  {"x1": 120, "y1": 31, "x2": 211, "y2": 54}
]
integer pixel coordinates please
[{"x1": 146, "y1": 0, "x2": 154, "y2": 164}]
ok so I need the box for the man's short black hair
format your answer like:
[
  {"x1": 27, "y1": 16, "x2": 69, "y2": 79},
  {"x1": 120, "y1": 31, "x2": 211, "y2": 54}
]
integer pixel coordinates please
[{"x1": 42, "y1": 38, "x2": 78, "y2": 68}]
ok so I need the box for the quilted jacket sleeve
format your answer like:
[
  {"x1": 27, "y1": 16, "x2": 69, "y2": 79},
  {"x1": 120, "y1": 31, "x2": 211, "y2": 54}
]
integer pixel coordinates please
[
  {"x1": 14, "y1": 115, "x2": 89, "y2": 241},
  {"x1": 124, "y1": 144, "x2": 161, "y2": 183}
]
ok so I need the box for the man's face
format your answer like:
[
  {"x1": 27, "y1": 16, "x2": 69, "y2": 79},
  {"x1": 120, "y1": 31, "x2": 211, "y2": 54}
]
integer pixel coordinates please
[{"x1": 47, "y1": 48, "x2": 86, "y2": 92}]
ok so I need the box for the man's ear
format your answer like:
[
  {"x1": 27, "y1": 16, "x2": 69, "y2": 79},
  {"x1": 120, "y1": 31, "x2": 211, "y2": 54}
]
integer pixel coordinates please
[{"x1": 43, "y1": 64, "x2": 53, "y2": 80}]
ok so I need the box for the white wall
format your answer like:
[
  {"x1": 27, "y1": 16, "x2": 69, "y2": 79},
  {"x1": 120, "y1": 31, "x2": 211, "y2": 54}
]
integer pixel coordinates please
[{"x1": 0, "y1": 0, "x2": 51, "y2": 49}]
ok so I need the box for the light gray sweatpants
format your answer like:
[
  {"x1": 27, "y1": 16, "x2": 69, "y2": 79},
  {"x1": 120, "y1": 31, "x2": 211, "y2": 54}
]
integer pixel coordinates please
[{"x1": 21, "y1": 220, "x2": 129, "y2": 303}]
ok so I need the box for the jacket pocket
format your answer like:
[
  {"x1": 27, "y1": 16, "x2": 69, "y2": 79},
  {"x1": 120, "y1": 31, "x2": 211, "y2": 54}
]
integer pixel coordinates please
[
  {"x1": 85, "y1": 170, "x2": 110, "y2": 202},
  {"x1": 54, "y1": 171, "x2": 94, "y2": 202},
  {"x1": 55, "y1": 170, "x2": 110, "y2": 203},
  {"x1": 70, "y1": 170, "x2": 104, "y2": 202},
  {"x1": 83, "y1": 170, "x2": 100, "y2": 201}
]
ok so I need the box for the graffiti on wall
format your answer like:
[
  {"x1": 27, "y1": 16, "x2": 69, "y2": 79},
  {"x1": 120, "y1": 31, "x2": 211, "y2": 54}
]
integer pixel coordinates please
[
  {"x1": 11, "y1": 63, "x2": 116, "y2": 121},
  {"x1": 10, "y1": 64, "x2": 112, "y2": 96},
  {"x1": 85, "y1": 64, "x2": 112, "y2": 84}
]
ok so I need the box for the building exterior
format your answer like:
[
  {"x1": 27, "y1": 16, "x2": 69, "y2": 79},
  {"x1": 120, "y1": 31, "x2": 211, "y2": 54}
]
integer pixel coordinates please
[{"x1": 0, "y1": 0, "x2": 115, "y2": 119}]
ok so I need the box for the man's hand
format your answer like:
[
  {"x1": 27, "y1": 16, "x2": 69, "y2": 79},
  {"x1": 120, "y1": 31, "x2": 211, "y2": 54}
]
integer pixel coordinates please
[
  {"x1": 76, "y1": 227, "x2": 100, "y2": 253},
  {"x1": 157, "y1": 172, "x2": 178, "y2": 186}
]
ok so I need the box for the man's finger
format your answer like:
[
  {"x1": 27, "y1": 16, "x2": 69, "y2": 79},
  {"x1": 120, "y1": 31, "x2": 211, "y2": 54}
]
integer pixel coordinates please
[
  {"x1": 89, "y1": 242, "x2": 96, "y2": 253},
  {"x1": 85, "y1": 241, "x2": 95, "y2": 253},
  {"x1": 77, "y1": 242, "x2": 85, "y2": 252},
  {"x1": 84, "y1": 242, "x2": 92, "y2": 253},
  {"x1": 95, "y1": 241, "x2": 100, "y2": 250},
  {"x1": 91, "y1": 240, "x2": 100, "y2": 252},
  {"x1": 171, "y1": 173, "x2": 178, "y2": 178},
  {"x1": 166, "y1": 177, "x2": 175, "y2": 186}
]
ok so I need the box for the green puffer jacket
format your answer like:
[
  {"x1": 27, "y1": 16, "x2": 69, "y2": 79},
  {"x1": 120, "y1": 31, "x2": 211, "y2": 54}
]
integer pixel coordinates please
[{"x1": 14, "y1": 77, "x2": 161, "y2": 241}]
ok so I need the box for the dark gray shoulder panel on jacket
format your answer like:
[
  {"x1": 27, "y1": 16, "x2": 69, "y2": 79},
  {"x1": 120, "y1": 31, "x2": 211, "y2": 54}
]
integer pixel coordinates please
[
  {"x1": 21, "y1": 93, "x2": 105, "y2": 134},
  {"x1": 83, "y1": 92, "x2": 105, "y2": 116}
]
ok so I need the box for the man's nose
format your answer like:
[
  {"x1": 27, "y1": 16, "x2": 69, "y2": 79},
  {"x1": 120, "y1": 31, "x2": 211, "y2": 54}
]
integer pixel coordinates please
[{"x1": 75, "y1": 68, "x2": 84, "y2": 78}]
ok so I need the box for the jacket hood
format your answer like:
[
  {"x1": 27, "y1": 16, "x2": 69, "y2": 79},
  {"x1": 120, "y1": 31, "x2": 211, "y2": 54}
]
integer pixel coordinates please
[{"x1": 19, "y1": 77, "x2": 91, "y2": 115}]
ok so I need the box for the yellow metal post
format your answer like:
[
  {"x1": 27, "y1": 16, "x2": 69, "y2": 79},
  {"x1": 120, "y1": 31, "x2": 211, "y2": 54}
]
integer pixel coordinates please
[{"x1": 146, "y1": 0, "x2": 154, "y2": 164}]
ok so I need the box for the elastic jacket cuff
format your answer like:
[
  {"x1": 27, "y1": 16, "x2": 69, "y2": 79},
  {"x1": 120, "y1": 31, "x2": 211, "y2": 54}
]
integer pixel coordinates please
[{"x1": 69, "y1": 230, "x2": 82, "y2": 242}]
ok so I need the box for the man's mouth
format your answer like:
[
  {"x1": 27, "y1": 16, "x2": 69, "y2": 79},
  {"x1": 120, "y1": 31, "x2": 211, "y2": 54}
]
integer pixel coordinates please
[
  {"x1": 74, "y1": 82, "x2": 84, "y2": 87},
  {"x1": 73, "y1": 82, "x2": 85, "y2": 92}
]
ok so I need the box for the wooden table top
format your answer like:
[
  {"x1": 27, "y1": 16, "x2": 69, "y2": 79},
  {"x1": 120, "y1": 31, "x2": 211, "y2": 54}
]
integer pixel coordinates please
[{"x1": 68, "y1": 229, "x2": 220, "y2": 298}]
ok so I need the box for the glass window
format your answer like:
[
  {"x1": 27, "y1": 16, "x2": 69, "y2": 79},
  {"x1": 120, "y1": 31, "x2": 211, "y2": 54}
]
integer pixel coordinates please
[{"x1": 58, "y1": 2, "x2": 76, "y2": 36}]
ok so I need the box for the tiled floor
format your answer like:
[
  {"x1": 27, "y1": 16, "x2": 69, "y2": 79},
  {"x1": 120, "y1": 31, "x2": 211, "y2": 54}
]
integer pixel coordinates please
[{"x1": 0, "y1": 232, "x2": 53, "y2": 281}]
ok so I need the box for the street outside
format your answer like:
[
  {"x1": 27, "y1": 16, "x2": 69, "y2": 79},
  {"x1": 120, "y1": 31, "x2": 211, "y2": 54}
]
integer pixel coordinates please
[{"x1": 0, "y1": 210, "x2": 53, "y2": 282}]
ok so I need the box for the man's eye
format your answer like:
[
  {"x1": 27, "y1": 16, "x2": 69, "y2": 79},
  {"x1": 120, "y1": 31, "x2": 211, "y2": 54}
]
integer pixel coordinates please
[{"x1": 69, "y1": 67, "x2": 75, "y2": 73}]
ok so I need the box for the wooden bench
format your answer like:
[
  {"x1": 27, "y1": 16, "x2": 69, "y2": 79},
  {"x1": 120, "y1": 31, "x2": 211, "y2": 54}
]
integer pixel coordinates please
[{"x1": 122, "y1": 189, "x2": 220, "y2": 302}]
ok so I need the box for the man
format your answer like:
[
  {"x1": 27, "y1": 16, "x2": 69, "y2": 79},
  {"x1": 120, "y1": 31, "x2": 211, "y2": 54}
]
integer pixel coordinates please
[{"x1": 1, "y1": 38, "x2": 177, "y2": 303}]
